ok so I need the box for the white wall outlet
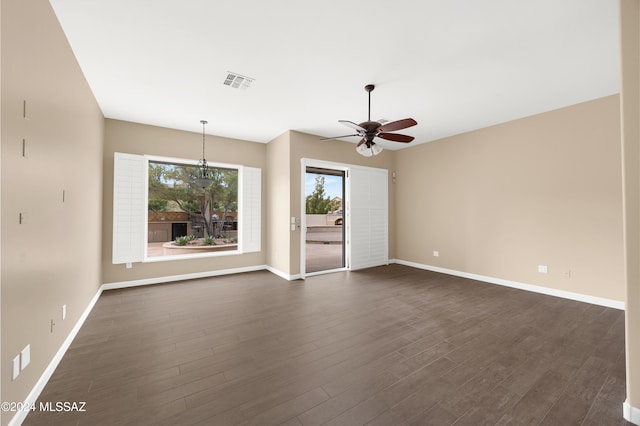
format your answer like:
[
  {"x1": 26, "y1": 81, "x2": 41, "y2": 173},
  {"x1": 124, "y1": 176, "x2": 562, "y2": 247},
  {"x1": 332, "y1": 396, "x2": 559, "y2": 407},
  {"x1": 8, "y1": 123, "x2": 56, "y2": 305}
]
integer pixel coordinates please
[
  {"x1": 62, "y1": 304, "x2": 67, "y2": 320},
  {"x1": 433, "y1": 251, "x2": 440, "y2": 257},
  {"x1": 21, "y1": 345, "x2": 30, "y2": 370},
  {"x1": 538, "y1": 265, "x2": 548, "y2": 274},
  {"x1": 126, "y1": 262, "x2": 132, "y2": 269},
  {"x1": 12, "y1": 355, "x2": 20, "y2": 380}
]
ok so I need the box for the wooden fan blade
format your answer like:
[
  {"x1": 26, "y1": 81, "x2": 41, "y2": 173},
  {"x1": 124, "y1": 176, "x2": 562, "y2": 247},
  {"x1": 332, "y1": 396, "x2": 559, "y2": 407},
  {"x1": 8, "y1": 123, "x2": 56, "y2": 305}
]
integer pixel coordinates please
[
  {"x1": 378, "y1": 118, "x2": 417, "y2": 133},
  {"x1": 378, "y1": 133, "x2": 414, "y2": 143},
  {"x1": 339, "y1": 120, "x2": 366, "y2": 132},
  {"x1": 356, "y1": 138, "x2": 366, "y2": 147},
  {"x1": 320, "y1": 134, "x2": 360, "y2": 141}
]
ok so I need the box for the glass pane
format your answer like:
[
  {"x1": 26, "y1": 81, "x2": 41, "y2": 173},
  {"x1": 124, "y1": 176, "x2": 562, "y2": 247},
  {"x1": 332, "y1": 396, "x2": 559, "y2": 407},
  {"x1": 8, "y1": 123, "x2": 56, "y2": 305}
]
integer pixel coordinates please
[
  {"x1": 305, "y1": 170, "x2": 344, "y2": 273},
  {"x1": 147, "y1": 161, "x2": 239, "y2": 258}
]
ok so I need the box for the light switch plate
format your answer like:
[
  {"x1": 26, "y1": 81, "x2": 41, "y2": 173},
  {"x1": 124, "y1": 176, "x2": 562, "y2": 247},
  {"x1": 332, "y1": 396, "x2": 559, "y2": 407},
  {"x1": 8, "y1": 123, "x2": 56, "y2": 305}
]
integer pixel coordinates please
[
  {"x1": 12, "y1": 355, "x2": 20, "y2": 380},
  {"x1": 21, "y1": 345, "x2": 30, "y2": 370}
]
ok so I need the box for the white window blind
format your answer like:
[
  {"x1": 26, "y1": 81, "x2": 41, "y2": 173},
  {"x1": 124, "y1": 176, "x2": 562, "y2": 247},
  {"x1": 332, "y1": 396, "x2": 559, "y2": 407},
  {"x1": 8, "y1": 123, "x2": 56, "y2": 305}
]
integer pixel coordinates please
[
  {"x1": 112, "y1": 152, "x2": 146, "y2": 264},
  {"x1": 241, "y1": 166, "x2": 261, "y2": 253},
  {"x1": 349, "y1": 166, "x2": 388, "y2": 270}
]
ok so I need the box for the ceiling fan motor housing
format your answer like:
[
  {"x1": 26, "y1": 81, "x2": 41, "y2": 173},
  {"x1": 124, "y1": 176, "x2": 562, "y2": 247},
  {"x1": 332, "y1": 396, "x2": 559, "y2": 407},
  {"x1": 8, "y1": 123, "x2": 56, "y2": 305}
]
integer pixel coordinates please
[{"x1": 358, "y1": 121, "x2": 382, "y2": 145}]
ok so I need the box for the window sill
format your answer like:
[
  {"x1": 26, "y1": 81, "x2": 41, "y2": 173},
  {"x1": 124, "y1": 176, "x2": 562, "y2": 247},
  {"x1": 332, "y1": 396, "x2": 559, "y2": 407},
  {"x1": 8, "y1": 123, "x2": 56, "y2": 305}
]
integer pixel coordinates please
[{"x1": 143, "y1": 249, "x2": 241, "y2": 263}]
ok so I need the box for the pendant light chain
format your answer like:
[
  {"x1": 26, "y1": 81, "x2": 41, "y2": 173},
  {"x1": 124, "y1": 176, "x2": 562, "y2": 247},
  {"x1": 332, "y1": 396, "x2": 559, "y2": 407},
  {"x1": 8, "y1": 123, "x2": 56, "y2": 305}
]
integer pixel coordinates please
[{"x1": 201, "y1": 120, "x2": 207, "y2": 163}]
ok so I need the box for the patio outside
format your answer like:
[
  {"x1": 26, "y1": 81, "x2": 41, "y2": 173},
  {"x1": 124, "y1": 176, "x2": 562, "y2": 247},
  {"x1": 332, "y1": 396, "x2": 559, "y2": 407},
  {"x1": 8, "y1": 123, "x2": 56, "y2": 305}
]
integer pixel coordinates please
[{"x1": 306, "y1": 225, "x2": 343, "y2": 273}]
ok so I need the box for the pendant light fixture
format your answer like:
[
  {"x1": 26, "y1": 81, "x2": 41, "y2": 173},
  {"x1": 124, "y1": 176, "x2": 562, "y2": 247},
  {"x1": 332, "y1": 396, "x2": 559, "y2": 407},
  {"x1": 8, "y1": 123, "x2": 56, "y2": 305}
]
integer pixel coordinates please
[{"x1": 193, "y1": 120, "x2": 214, "y2": 188}]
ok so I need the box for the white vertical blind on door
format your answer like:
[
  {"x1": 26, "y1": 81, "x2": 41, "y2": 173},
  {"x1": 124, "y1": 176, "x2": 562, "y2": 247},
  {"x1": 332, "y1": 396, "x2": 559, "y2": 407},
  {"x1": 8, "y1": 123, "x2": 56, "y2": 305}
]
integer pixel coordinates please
[
  {"x1": 112, "y1": 152, "x2": 147, "y2": 264},
  {"x1": 349, "y1": 166, "x2": 388, "y2": 270}
]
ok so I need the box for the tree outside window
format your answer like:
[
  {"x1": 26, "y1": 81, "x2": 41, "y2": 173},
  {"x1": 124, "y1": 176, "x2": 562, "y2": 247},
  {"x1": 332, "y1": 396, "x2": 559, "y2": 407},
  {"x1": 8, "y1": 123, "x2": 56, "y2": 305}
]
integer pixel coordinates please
[
  {"x1": 149, "y1": 161, "x2": 238, "y2": 238},
  {"x1": 306, "y1": 175, "x2": 341, "y2": 214}
]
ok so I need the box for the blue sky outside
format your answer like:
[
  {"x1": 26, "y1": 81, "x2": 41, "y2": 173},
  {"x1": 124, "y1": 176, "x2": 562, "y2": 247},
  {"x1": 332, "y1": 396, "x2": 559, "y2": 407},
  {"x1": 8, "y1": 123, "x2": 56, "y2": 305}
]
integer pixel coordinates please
[{"x1": 305, "y1": 173, "x2": 343, "y2": 199}]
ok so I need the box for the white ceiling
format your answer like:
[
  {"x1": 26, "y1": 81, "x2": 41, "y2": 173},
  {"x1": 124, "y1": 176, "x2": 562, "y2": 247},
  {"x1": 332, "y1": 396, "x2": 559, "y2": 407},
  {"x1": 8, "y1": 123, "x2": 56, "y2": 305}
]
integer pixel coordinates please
[{"x1": 49, "y1": 0, "x2": 620, "y2": 150}]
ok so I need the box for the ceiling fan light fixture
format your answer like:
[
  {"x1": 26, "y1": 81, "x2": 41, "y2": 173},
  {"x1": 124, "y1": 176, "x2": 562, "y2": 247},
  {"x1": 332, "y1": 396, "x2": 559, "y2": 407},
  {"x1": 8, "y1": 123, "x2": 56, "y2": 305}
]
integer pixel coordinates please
[{"x1": 356, "y1": 142, "x2": 383, "y2": 157}]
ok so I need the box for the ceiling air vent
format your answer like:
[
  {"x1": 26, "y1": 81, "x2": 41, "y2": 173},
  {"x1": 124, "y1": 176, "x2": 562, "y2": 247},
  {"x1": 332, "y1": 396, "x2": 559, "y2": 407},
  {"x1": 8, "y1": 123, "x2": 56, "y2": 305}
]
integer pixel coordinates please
[{"x1": 223, "y1": 72, "x2": 254, "y2": 90}]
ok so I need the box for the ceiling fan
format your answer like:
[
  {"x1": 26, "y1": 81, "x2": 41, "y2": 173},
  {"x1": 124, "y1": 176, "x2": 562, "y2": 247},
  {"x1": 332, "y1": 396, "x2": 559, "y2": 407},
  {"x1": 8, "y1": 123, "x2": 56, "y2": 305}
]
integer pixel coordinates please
[{"x1": 323, "y1": 84, "x2": 417, "y2": 157}]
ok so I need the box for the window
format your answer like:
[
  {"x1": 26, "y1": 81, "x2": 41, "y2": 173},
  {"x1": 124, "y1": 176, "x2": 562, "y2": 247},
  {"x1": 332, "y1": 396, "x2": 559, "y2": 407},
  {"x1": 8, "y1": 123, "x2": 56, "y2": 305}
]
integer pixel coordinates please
[
  {"x1": 147, "y1": 160, "x2": 239, "y2": 259},
  {"x1": 113, "y1": 153, "x2": 260, "y2": 264}
]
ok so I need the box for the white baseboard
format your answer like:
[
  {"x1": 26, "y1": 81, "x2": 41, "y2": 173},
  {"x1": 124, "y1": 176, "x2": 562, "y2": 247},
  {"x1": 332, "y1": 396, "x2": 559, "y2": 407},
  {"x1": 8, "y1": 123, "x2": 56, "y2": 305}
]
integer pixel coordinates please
[
  {"x1": 8, "y1": 286, "x2": 104, "y2": 426},
  {"x1": 624, "y1": 400, "x2": 640, "y2": 424},
  {"x1": 102, "y1": 264, "x2": 267, "y2": 290},
  {"x1": 393, "y1": 259, "x2": 625, "y2": 310}
]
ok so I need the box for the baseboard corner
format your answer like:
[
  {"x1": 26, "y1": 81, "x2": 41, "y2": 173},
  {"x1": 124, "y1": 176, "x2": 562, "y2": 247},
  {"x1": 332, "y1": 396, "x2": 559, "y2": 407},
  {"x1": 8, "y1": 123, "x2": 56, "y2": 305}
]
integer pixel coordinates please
[
  {"x1": 265, "y1": 265, "x2": 301, "y2": 281},
  {"x1": 624, "y1": 400, "x2": 640, "y2": 425}
]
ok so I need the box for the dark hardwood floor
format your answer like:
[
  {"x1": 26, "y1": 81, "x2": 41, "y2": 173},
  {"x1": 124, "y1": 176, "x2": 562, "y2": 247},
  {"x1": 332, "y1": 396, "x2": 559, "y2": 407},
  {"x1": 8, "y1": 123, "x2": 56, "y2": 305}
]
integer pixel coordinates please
[{"x1": 24, "y1": 265, "x2": 629, "y2": 425}]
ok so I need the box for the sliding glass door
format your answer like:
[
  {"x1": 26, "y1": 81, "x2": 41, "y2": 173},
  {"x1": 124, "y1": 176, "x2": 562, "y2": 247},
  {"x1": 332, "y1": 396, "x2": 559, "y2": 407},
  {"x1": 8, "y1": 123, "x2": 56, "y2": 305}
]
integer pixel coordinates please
[
  {"x1": 304, "y1": 166, "x2": 345, "y2": 273},
  {"x1": 300, "y1": 159, "x2": 389, "y2": 278}
]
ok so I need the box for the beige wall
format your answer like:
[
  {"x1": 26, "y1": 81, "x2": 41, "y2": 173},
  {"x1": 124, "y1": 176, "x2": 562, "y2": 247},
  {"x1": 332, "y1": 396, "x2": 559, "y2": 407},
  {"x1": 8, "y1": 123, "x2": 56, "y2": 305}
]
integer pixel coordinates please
[
  {"x1": 620, "y1": 0, "x2": 640, "y2": 414},
  {"x1": 288, "y1": 131, "x2": 396, "y2": 276},
  {"x1": 1, "y1": 1, "x2": 104, "y2": 424},
  {"x1": 265, "y1": 131, "x2": 291, "y2": 273},
  {"x1": 102, "y1": 119, "x2": 267, "y2": 285},
  {"x1": 396, "y1": 95, "x2": 625, "y2": 302}
]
